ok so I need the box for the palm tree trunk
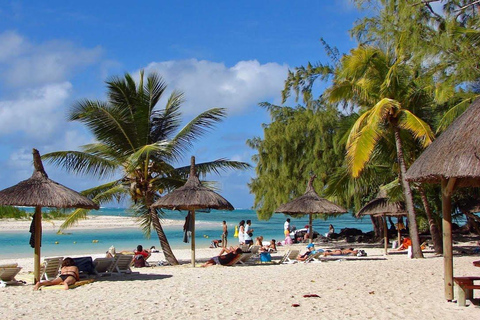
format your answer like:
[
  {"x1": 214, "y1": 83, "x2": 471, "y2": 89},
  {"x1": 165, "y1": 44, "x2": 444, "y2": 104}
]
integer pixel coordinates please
[
  {"x1": 145, "y1": 193, "x2": 179, "y2": 265},
  {"x1": 394, "y1": 127, "x2": 424, "y2": 258},
  {"x1": 370, "y1": 215, "x2": 383, "y2": 240},
  {"x1": 418, "y1": 185, "x2": 443, "y2": 254}
]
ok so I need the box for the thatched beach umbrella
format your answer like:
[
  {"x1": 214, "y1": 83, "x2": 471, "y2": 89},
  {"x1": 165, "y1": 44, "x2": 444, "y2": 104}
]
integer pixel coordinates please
[
  {"x1": 275, "y1": 175, "x2": 347, "y2": 243},
  {"x1": 356, "y1": 190, "x2": 407, "y2": 255},
  {"x1": 152, "y1": 156, "x2": 234, "y2": 267},
  {"x1": 406, "y1": 97, "x2": 480, "y2": 301},
  {"x1": 0, "y1": 149, "x2": 99, "y2": 283}
]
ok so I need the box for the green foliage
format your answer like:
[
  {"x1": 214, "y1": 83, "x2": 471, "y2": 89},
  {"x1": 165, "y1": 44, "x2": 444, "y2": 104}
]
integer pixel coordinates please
[
  {"x1": 248, "y1": 102, "x2": 346, "y2": 219},
  {"x1": 0, "y1": 206, "x2": 29, "y2": 219}
]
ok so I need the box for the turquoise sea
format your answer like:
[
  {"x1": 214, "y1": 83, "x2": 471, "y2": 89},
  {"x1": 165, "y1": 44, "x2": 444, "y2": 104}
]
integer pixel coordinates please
[{"x1": 0, "y1": 208, "x2": 378, "y2": 259}]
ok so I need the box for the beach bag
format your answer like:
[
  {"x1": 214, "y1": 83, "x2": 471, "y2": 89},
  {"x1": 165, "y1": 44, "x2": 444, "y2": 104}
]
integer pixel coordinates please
[
  {"x1": 134, "y1": 254, "x2": 146, "y2": 268},
  {"x1": 260, "y1": 252, "x2": 271, "y2": 262}
]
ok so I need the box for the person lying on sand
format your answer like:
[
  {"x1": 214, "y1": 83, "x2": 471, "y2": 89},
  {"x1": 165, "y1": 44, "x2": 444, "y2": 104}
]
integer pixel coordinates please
[
  {"x1": 34, "y1": 257, "x2": 80, "y2": 290},
  {"x1": 323, "y1": 248, "x2": 358, "y2": 256},
  {"x1": 201, "y1": 247, "x2": 243, "y2": 267}
]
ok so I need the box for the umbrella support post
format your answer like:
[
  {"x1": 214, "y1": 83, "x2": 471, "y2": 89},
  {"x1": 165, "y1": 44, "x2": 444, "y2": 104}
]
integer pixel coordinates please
[
  {"x1": 308, "y1": 214, "x2": 313, "y2": 243},
  {"x1": 442, "y1": 179, "x2": 455, "y2": 301},
  {"x1": 191, "y1": 210, "x2": 196, "y2": 267},
  {"x1": 383, "y1": 215, "x2": 388, "y2": 255},
  {"x1": 34, "y1": 206, "x2": 42, "y2": 284}
]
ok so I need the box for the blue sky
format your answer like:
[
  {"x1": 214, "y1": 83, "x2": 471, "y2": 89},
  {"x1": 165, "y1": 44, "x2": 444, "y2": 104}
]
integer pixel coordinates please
[{"x1": 0, "y1": 1, "x2": 366, "y2": 209}]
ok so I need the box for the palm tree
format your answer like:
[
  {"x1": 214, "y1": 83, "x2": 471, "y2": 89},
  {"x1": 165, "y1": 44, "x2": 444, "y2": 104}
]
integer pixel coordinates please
[
  {"x1": 43, "y1": 71, "x2": 250, "y2": 265},
  {"x1": 327, "y1": 46, "x2": 435, "y2": 258}
]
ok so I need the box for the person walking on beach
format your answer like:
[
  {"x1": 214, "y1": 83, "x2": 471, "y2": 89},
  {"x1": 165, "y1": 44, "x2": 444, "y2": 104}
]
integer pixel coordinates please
[
  {"x1": 244, "y1": 220, "x2": 254, "y2": 245},
  {"x1": 238, "y1": 220, "x2": 245, "y2": 245},
  {"x1": 284, "y1": 218, "x2": 291, "y2": 237},
  {"x1": 221, "y1": 220, "x2": 228, "y2": 247}
]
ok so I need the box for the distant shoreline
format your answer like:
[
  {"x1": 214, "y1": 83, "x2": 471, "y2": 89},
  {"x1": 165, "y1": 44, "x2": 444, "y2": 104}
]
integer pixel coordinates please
[{"x1": 0, "y1": 215, "x2": 186, "y2": 232}]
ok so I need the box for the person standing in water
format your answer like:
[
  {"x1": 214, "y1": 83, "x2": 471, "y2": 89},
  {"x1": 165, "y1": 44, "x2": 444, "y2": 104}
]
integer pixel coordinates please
[{"x1": 221, "y1": 220, "x2": 228, "y2": 247}]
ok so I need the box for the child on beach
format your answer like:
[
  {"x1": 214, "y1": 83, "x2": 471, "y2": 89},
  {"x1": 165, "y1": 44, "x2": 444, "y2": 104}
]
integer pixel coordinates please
[{"x1": 34, "y1": 257, "x2": 79, "y2": 290}]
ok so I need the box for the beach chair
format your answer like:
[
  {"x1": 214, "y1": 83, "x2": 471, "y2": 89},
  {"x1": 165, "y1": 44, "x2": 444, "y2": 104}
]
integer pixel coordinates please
[
  {"x1": 111, "y1": 254, "x2": 134, "y2": 274},
  {"x1": 240, "y1": 244, "x2": 250, "y2": 252},
  {"x1": 40, "y1": 257, "x2": 63, "y2": 280},
  {"x1": 237, "y1": 252, "x2": 255, "y2": 265},
  {"x1": 224, "y1": 253, "x2": 244, "y2": 266},
  {"x1": 278, "y1": 249, "x2": 299, "y2": 264},
  {"x1": 304, "y1": 251, "x2": 323, "y2": 263},
  {"x1": 249, "y1": 245, "x2": 261, "y2": 255},
  {"x1": 0, "y1": 266, "x2": 23, "y2": 287},
  {"x1": 93, "y1": 257, "x2": 115, "y2": 276}
]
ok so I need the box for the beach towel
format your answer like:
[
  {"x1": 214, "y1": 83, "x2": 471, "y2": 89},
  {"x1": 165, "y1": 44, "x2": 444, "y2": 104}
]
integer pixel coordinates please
[
  {"x1": 39, "y1": 279, "x2": 95, "y2": 290},
  {"x1": 183, "y1": 212, "x2": 193, "y2": 243}
]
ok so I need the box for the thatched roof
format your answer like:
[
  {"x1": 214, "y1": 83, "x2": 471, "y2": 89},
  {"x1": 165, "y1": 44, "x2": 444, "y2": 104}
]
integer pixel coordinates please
[
  {"x1": 152, "y1": 156, "x2": 234, "y2": 211},
  {"x1": 356, "y1": 197, "x2": 407, "y2": 217},
  {"x1": 275, "y1": 175, "x2": 347, "y2": 216},
  {"x1": 406, "y1": 97, "x2": 480, "y2": 187},
  {"x1": 0, "y1": 149, "x2": 99, "y2": 209}
]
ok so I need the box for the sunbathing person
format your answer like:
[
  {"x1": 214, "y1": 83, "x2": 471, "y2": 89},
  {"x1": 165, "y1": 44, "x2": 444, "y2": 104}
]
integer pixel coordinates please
[
  {"x1": 201, "y1": 247, "x2": 243, "y2": 267},
  {"x1": 297, "y1": 243, "x2": 316, "y2": 261},
  {"x1": 34, "y1": 257, "x2": 80, "y2": 290},
  {"x1": 261, "y1": 239, "x2": 277, "y2": 253},
  {"x1": 323, "y1": 248, "x2": 359, "y2": 256}
]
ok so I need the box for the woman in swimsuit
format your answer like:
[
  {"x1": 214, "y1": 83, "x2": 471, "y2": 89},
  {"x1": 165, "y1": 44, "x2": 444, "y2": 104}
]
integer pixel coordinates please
[{"x1": 34, "y1": 257, "x2": 80, "y2": 290}]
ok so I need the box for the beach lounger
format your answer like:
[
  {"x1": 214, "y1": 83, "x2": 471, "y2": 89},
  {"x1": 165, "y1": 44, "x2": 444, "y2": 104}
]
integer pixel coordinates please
[
  {"x1": 40, "y1": 257, "x2": 63, "y2": 280},
  {"x1": 237, "y1": 252, "x2": 255, "y2": 265},
  {"x1": 93, "y1": 257, "x2": 115, "y2": 276},
  {"x1": 249, "y1": 245, "x2": 261, "y2": 255},
  {"x1": 224, "y1": 253, "x2": 244, "y2": 266},
  {"x1": 304, "y1": 251, "x2": 323, "y2": 263},
  {"x1": 240, "y1": 244, "x2": 250, "y2": 252},
  {"x1": 0, "y1": 266, "x2": 23, "y2": 287},
  {"x1": 111, "y1": 254, "x2": 134, "y2": 274},
  {"x1": 278, "y1": 249, "x2": 299, "y2": 264}
]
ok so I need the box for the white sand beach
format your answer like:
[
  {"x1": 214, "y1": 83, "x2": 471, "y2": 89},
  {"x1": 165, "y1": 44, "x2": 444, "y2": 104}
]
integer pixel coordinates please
[
  {"x1": 0, "y1": 215, "x2": 184, "y2": 232},
  {"x1": 1, "y1": 239, "x2": 480, "y2": 319}
]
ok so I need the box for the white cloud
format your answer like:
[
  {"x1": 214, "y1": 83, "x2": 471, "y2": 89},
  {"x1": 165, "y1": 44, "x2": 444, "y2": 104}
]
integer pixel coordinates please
[
  {"x1": 0, "y1": 82, "x2": 71, "y2": 137},
  {"x1": 0, "y1": 30, "x2": 27, "y2": 62},
  {"x1": 144, "y1": 59, "x2": 289, "y2": 115},
  {"x1": 0, "y1": 30, "x2": 103, "y2": 87}
]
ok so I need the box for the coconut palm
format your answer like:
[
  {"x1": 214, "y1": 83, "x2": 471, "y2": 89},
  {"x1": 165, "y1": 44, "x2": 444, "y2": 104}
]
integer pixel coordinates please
[
  {"x1": 327, "y1": 46, "x2": 435, "y2": 258},
  {"x1": 43, "y1": 71, "x2": 250, "y2": 265}
]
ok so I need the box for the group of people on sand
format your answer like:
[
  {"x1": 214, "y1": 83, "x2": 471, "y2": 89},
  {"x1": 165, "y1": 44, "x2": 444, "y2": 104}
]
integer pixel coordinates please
[
  {"x1": 296, "y1": 243, "x2": 364, "y2": 261},
  {"x1": 283, "y1": 218, "x2": 336, "y2": 244},
  {"x1": 34, "y1": 243, "x2": 155, "y2": 290},
  {"x1": 237, "y1": 219, "x2": 254, "y2": 245}
]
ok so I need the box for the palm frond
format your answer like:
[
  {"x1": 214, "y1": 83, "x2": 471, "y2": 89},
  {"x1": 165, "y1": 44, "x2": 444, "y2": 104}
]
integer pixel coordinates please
[
  {"x1": 170, "y1": 108, "x2": 227, "y2": 159},
  {"x1": 175, "y1": 159, "x2": 251, "y2": 178},
  {"x1": 436, "y1": 95, "x2": 478, "y2": 133},
  {"x1": 58, "y1": 208, "x2": 90, "y2": 232},
  {"x1": 398, "y1": 110, "x2": 435, "y2": 148},
  {"x1": 42, "y1": 151, "x2": 119, "y2": 179},
  {"x1": 347, "y1": 117, "x2": 384, "y2": 178}
]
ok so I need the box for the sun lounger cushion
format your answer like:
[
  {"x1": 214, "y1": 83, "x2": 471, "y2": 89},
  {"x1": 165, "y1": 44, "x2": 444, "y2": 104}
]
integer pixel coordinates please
[
  {"x1": 72, "y1": 257, "x2": 96, "y2": 276},
  {"x1": 39, "y1": 279, "x2": 95, "y2": 290}
]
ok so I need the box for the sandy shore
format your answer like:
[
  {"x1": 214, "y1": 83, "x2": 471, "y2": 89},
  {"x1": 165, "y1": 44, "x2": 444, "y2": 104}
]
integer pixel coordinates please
[
  {"x1": 0, "y1": 216, "x2": 184, "y2": 232},
  {"x1": 1, "y1": 242, "x2": 480, "y2": 319}
]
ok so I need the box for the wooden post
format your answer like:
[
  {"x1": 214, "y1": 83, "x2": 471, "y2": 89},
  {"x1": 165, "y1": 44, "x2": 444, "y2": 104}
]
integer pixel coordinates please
[
  {"x1": 442, "y1": 178, "x2": 456, "y2": 301},
  {"x1": 34, "y1": 206, "x2": 42, "y2": 284},
  {"x1": 397, "y1": 217, "x2": 402, "y2": 246},
  {"x1": 308, "y1": 214, "x2": 313, "y2": 243},
  {"x1": 383, "y1": 215, "x2": 388, "y2": 255},
  {"x1": 191, "y1": 210, "x2": 196, "y2": 267}
]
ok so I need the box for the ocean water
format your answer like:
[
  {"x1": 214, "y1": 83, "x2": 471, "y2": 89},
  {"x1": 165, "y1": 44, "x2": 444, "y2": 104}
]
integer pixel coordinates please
[{"x1": 0, "y1": 208, "x2": 377, "y2": 259}]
